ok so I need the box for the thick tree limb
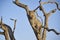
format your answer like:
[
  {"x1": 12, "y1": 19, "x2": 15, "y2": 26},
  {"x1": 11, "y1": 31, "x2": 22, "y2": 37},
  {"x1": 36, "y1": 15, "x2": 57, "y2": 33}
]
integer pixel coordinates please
[
  {"x1": 38, "y1": 1, "x2": 59, "y2": 40},
  {"x1": 0, "y1": 17, "x2": 15, "y2": 40},
  {"x1": 13, "y1": 0, "x2": 60, "y2": 40},
  {"x1": 0, "y1": 17, "x2": 10, "y2": 40},
  {"x1": 13, "y1": 0, "x2": 28, "y2": 10},
  {"x1": 13, "y1": 0, "x2": 30, "y2": 15}
]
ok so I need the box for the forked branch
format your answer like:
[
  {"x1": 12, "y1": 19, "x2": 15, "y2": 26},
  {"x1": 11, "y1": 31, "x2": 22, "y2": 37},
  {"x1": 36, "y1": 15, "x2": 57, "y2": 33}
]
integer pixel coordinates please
[
  {"x1": 0, "y1": 17, "x2": 10, "y2": 40},
  {"x1": 40, "y1": 1, "x2": 60, "y2": 10},
  {"x1": 45, "y1": 9, "x2": 57, "y2": 17},
  {"x1": 10, "y1": 18, "x2": 17, "y2": 34},
  {"x1": 38, "y1": 0, "x2": 60, "y2": 40}
]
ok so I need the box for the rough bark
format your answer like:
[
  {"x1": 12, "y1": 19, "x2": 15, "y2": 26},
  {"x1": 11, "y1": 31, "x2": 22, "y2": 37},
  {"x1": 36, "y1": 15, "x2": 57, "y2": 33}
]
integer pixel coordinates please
[
  {"x1": 13, "y1": 0, "x2": 42, "y2": 40},
  {"x1": 13, "y1": 0, "x2": 60, "y2": 40},
  {"x1": 0, "y1": 17, "x2": 16, "y2": 40},
  {"x1": 39, "y1": 0, "x2": 60, "y2": 40},
  {"x1": 0, "y1": 17, "x2": 10, "y2": 40}
]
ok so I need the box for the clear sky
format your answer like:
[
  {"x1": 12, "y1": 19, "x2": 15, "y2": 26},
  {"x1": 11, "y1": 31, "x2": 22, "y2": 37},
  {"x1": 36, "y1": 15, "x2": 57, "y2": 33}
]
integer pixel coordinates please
[{"x1": 0, "y1": 0, "x2": 60, "y2": 40}]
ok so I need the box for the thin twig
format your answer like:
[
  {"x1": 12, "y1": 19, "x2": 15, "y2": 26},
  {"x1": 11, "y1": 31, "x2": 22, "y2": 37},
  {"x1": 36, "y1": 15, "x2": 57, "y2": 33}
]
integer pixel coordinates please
[
  {"x1": 40, "y1": 1, "x2": 60, "y2": 10},
  {"x1": 10, "y1": 18, "x2": 17, "y2": 34},
  {"x1": 0, "y1": 32, "x2": 4, "y2": 35}
]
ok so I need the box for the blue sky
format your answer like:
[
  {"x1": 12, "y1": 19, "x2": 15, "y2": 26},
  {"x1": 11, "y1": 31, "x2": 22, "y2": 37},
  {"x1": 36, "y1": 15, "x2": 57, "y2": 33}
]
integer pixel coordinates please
[{"x1": 0, "y1": 0, "x2": 60, "y2": 40}]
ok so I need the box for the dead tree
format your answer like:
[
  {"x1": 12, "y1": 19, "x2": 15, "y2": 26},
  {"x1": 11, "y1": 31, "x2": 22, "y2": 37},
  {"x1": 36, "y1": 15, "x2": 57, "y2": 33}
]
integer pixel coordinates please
[
  {"x1": 0, "y1": 17, "x2": 10, "y2": 40},
  {"x1": 13, "y1": 0, "x2": 43, "y2": 40},
  {"x1": 0, "y1": 17, "x2": 16, "y2": 40},
  {"x1": 13, "y1": 0, "x2": 60, "y2": 40},
  {"x1": 39, "y1": 0, "x2": 60, "y2": 40}
]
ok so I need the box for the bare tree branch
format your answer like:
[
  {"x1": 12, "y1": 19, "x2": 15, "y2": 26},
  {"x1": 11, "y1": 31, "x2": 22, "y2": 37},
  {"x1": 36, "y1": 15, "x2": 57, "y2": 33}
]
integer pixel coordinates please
[
  {"x1": 42, "y1": 26, "x2": 60, "y2": 35},
  {"x1": 12, "y1": 0, "x2": 60, "y2": 40},
  {"x1": 47, "y1": 9, "x2": 56, "y2": 17},
  {"x1": 38, "y1": 1, "x2": 58, "y2": 40},
  {"x1": 13, "y1": 0, "x2": 28, "y2": 10},
  {"x1": 39, "y1": 4, "x2": 46, "y2": 15},
  {"x1": 47, "y1": 28, "x2": 60, "y2": 35},
  {"x1": 40, "y1": 2, "x2": 60, "y2": 10},
  {"x1": 0, "y1": 16, "x2": 2, "y2": 28},
  {"x1": 35, "y1": 12, "x2": 43, "y2": 25},
  {"x1": 0, "y1": 17, "x2": 10, "y2": 40},
  {"x1": 10, "y1": 18, "x2": 17, "y2": 34},
  {"x1": 0, "y1": 32, "x2": 4, "y2": 35},
  {"x1": 55, "y1": 2, "x2": 60, "y2": 10},
  {"x1": 39, "y1": 0, "x2": 41, "y2": 3},
  {"x1": 13, "y1": 0, "x2": 30, "y2": 15},
  {"x1": 45, "y1": 9, "x2": 57, "y2": 17},
  {"x1": 0, "y1": 17, "x2": 15, "y2": 40},
  {"x1": 3, "y1": 24, "x2": 15, "y2": 40},
  {"x1": 48, "y1": 9, "x2": 56, "y2": 14}
]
